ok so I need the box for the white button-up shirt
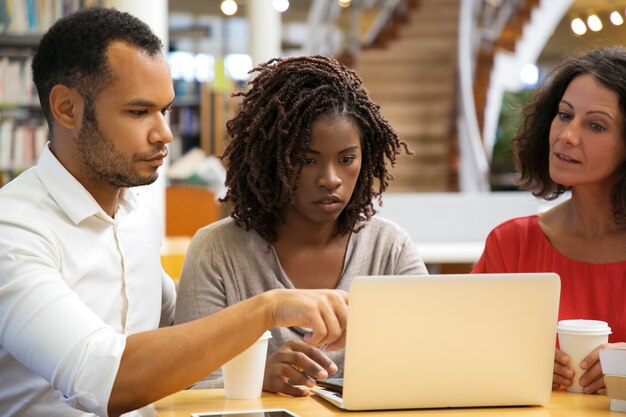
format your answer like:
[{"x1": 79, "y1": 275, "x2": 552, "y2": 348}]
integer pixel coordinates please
[{"x1": 0, "y1": 144, "x2": 176, "y2": 417}]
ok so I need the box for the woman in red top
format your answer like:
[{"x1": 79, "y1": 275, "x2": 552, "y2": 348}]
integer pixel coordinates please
[{"x1": 474, "y1": 47, "x2": 626, "y2": 395}]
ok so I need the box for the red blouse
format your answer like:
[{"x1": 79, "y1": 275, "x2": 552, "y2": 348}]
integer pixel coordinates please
[{"x1": 473, "y1": 215, "x2": 626, "y2": 342}]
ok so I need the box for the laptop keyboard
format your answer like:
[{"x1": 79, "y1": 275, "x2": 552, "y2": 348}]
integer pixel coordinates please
[{"x1": 314, "y1": 378, "x2": 344, "y2": 394}]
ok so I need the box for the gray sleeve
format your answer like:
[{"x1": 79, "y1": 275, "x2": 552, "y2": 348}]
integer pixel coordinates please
[
  {"x1": 174, "y1": 227, "x2": 231, "y2": 388},
  {"x1": 175, "y1": 228, "x2": 230, "y2": 323},
  {"x1": 159, "y1": 269, "x2": 176, "y2": 327},
  {"x1": 390, "y1": 226, "x2": 429, "y2": 276}
]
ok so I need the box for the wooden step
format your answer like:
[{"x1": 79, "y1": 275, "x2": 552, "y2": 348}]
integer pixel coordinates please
[
  {"x1": 395, "y1": 27, "x2": 457, "y2": 41},
  {"x1": 385, "y1": 37, "x2": 458, "y2": 51},
  {"x1": 408, "y1": 4, "x2": 459, "y2": 20},
  {"x1": 387, "y1": 161, "x2": 454, "y2": 186},
  {"x1": 364, "y1": 82, "x2": 455, "y2": 102},
  {"x1": 392, "y1": 121, "x2": 451, "y2": 139},
  {"x1": 379, "y1": 105, "x2": 452, "y2": 126},
  {"x1": 359, "y1": 66, "x2": 455, "y2": 84},
  {"x1": 352, "y1": 0, "x2": 460, "y2": 192},
  {"x1": 387, "y1": 162, "x2": 452, "y2": 190},
  {"x1": 357, "y1": 51, "x2": 455, "y2": 66},
  {"x1": 386, "y1": 182, "x2": 453, "y2": 192},
  {"x1": 405, "y1": 141, "x2": 450, "y2": 160},
  {"x1": 399, "y1": 20, "x2": 458, "y2": 38},
  {"x1": 379, "y1": 101, "x2": 452, "y2": 116}
]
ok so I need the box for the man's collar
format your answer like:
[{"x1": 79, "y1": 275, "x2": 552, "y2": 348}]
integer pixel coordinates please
[{"x1": 36, "y1": 143, "x2": 138, "y2": 224}]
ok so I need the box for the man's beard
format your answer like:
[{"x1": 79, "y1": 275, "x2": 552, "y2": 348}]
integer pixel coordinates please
[{"x1": 75, "y1": 115, "x2": 160, "y2": 188}]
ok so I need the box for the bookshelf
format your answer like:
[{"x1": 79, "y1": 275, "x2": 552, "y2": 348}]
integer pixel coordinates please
[
  {"x1": 168, "y1": 77, "x2": 240, "y2": 163},
  {"x1": 169, "y1": 79, "x2": 202, "y2": 160},
  {"x1": 0, "y1": 0, "x2": 103, "y2": 188},
  {"x1": 0, "y1": 33, "x2": 46, "y2": 187}
]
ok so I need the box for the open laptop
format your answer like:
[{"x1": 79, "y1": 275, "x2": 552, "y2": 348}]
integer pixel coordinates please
[{"x1": 312, "y1": 273, "x2": 560, "y2": 410}]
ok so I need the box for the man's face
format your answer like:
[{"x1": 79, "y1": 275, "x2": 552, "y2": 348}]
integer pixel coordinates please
[{"x1": 75, "y1": 41, "x2": 175, "y2": 188}]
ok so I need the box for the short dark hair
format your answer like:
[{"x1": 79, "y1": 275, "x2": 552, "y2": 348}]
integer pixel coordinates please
[
  {"x1": 32, "y1": 7, "x2": 163, "y2": 129},
  {"x1": 513, "y1": 46, "x2": 626, "y2": 223},
  {"x1": 221, "y1": 55, "x2": 411, "y2": 242}
]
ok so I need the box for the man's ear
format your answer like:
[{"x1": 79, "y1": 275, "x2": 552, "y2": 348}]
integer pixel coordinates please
[{"x1": 49, "y1": 85, "x2": 84, "y2": 129}]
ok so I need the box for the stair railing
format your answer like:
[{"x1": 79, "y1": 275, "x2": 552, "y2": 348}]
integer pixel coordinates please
[
  {"x1": 458, "y1": 0, "x2": 572, "y2": 192},
  {"x1": 457, "y1": 0, "x2": 523, "y2": 192},
  {"x1": 362, "y1": 0, "x2": 406, "y2": 47},
  {"x1": 457, "y1": 0, "x2": 493, "y2": 192},
  {"x1": 305, "y1": 0, "x2": 342, "y2": 55},
  {"x1": 305, "y1": 0, "x2": 407, "y2": 56}
]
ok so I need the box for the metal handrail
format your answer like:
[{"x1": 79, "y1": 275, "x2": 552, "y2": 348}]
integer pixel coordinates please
[
  {"x1": 457, "y1": 0, "x2": 490, "y2": 191},
  {"x1": 305, "y1": 0, "x2": 339, "y2": 55},
  {"x1": 479, "y1": 0, "x2": 524, "y2": 46},
  {"x1": 306, "y1": 0, "x2": 407, "y2": 55},
  {"x1": 362, "y1": 0, "x2": 406, "y2": 46}
]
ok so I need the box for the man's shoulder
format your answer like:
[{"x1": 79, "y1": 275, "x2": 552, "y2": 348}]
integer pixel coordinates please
[{"x1": 0, "y1": 168, "x2": 47, "y2": 218}]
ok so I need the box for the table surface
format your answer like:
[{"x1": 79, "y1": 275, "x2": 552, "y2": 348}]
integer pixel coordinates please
[{"x1": 153, "y1": 389, "x2": 613, "y2": 417}]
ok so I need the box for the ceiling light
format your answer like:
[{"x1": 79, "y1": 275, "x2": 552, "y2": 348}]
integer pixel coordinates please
[
  {"x1": 221, "y1": 0, "x2": 237, "y2": 16},
  {"x1": 610, "y1": 10, "x2": 624, "y2": 25},
  {"x1": 273, "y1": 0, "x2": 289, "y2": 12},
  {"x1": 520, "y1": 63, "x2": 539, "y2": 86},
  {"x1": 587, "y1": 14, "x2": 603, "y2": 32},
  {"x1": 571, "y1": 18, "x2": 587, "y2": 35},
  {"x1": 338, "y1": 0, "x2": 352, "y2": 8}
]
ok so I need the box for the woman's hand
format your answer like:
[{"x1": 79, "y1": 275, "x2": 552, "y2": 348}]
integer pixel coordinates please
[
  {"x1": 263, "y1": 339, "x2": 338, "y2": 397},
  {"x1": 579, "y1": 342, "x2": 626, "y2": 394},
  {"x1": 553, "y1": 348, "x2": 574, "y2": 390}
]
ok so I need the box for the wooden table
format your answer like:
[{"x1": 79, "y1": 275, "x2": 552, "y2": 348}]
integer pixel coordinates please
[{"x1": 153, "y1": 389, "x2": 612, "y2": 417}]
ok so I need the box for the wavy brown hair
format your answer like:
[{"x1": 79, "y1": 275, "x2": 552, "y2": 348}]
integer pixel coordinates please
[
  {"x1": 513, "y1": 46, "x2": 626, "y2": 223},
  {"x1": 220, "y1": 55, "x2": 411, "y2": 242}
]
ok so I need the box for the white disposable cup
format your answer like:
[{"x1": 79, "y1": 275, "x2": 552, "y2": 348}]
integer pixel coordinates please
[
  {"x1": 222, "y1": 330, "x2": 272, "y2": 399},
  {"x1": 556, "y1": 319, "x2": 611, "y2": 393}
]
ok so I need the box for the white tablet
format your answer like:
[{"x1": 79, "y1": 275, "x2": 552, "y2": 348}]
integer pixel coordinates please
[{"x1": 191, "y1": 409, "x2": 300, "y2": 417}]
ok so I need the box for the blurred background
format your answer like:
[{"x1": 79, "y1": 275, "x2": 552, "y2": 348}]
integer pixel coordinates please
[
  {"x1": 164, "y1": 0, "x2": 626, "y2": 193},
  {"x1": 1, "y1": 0, "x2": 625, "y2": 273}
]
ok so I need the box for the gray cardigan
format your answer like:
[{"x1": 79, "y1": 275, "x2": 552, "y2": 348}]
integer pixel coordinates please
[{"x1": 174, "y1": 216, "x2": 427, "y2": 388}]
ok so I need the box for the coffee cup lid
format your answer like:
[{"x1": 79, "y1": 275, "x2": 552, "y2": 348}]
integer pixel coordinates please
[{"x1": 557, "y1": 319, "x2": 612, "y2": 335}]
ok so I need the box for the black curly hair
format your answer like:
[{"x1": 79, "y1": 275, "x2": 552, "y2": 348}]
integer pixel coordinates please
[
  {"x1": 513, "y1": 46, "x2": 626, "y2": 223},
  {"x1": 32, "y1": 7, "x2": 163, "y2": 130},
  {"x1": 221, "y1": 55, "x2": 411, "y2": 242}
]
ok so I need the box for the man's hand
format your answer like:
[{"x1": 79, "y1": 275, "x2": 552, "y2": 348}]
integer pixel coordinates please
[
  {"x1": 263, "y1": 340, "x2": 338, "y2": 396},
  {"x1": 267, "y1": 289, "x2": 349, "y2": 351}
]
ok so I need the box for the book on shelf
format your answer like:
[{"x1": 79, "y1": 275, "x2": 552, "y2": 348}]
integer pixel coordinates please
[
  {"x1": 1, "y1": 0, "x2": 103, "y2": 34},
  {"x1": 0, "y1": 118, "x2": 47, "y2": 170},
  {"x1": 0, "y1": 57, "x2": 36, "y2": 105}
]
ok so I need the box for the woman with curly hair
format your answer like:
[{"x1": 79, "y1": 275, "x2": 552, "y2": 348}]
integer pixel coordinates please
[
  {"x1": 473, "y1": 47, "x2": 626, "y2": 395},
  {"x1": 175, "y1": 55, "x2": 427, "y2": 396}
]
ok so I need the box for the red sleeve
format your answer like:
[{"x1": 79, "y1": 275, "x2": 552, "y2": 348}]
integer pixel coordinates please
[
  {"x1": 471, "y1": 216, "x2": 535, "y2": 273},
  {"x1": 472, "y1": 227, "x2": 508, "y2": 273}
]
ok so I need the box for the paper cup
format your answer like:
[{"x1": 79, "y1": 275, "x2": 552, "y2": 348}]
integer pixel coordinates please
[
  {"x1": 222, "y1": 330, "x2": 272, "y2": 399},
  {"x1": 557, "y1": 319, "x2": 612, "y2": 392}
]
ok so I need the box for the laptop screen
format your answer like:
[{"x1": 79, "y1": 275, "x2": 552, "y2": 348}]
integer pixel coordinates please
[{"x1": 322, "y1": 273, "x2": 560, "y2": 410}]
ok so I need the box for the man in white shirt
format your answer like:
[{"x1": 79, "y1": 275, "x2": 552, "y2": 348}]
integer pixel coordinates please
[{"x1": 0, "y1": 7, "x2": 348, "y2": 417}]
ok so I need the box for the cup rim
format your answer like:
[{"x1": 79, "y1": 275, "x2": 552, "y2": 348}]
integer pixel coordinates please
[{"x1": 556, "y1": 319, "x2": 612, "y2": 335}]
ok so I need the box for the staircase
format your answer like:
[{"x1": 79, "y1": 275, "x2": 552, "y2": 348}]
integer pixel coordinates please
[
  {"x1": 354, "y1": 0, "x2": 459, "y2": 192},
  {"x1": 473, "y1": 0, "x2": 539, "y2": 135}
]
